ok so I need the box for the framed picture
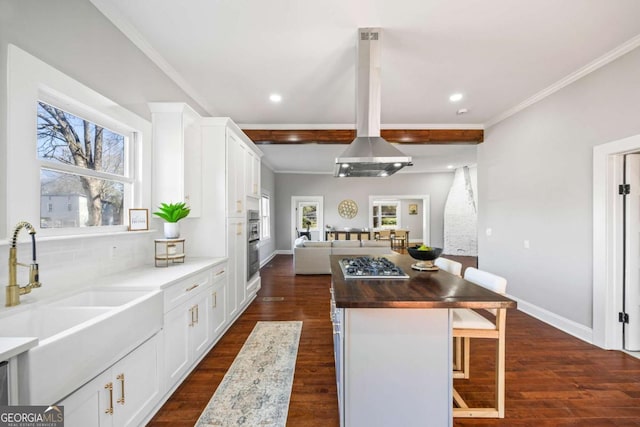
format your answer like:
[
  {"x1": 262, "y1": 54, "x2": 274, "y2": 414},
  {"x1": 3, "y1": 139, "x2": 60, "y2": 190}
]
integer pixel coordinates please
[
  {"x1": 408, "y1": 203, "x2": 418, "y2": 215},
  {"x1": 129, "y1": 208, "x2": 149, "y2": 231}
]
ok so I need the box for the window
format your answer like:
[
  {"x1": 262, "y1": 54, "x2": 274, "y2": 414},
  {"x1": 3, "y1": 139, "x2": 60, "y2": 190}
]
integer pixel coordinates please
[
  {"x1": 372, "y1": 201, "x2": 400, "y2": 229},
  {"x1": 37, "y1": 101, "x2": 132, "y2": 229},
  {"x1": 298, "y1": 202, "x2": 319, "y2": 231},
  {"x1": 260, "y1": 193, "x2": 271, "y2": 239}
]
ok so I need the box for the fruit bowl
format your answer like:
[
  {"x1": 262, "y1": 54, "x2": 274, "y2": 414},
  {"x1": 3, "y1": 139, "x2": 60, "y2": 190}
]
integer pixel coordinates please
[{"x1": 407, "y1": 246, "x2": 443, "y2": 271}]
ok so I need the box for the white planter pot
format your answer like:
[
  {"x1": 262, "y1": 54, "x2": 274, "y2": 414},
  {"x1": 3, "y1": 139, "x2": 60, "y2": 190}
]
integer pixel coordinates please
[{"x1": 164, "y1": 222, "x2": 180, "y2": 239}]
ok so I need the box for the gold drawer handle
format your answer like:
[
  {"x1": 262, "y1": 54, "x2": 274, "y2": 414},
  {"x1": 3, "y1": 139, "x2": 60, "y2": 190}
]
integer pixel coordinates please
[
  {"x1": 105, "y1": 382, "x2": 114, "y2": 414},
  {"x1": 215, "y1": 270, "x2": 225, "y2": 276},
  {"x1": 185, "y1": 284, "x2": 199, "y2": 292},
  {"x1": 117, "y1": 373, "x2": 125, "y2": 405},
  {"x1": 213, "y1": 291, "x2": 217, "y2": 308}
]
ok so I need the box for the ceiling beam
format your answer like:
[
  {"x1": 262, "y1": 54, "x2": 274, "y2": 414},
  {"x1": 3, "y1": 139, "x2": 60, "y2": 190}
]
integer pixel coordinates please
[{"x1": 243, "y1": 129, "x2": 483, "y2": 145}]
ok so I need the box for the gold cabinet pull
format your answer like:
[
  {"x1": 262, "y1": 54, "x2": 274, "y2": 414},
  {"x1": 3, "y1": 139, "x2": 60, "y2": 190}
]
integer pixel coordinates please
[
  {"x1": 215, "y1": 270, "x2": 225, "y2": 276},
  {"x1": 212, "y1": 291, "x2": 217, "y2": 308},
  {"x1": 185, "y1": 284, "x2": 199, "y2": 292},
  {"x1": 189, "y1": 306, "x2": 194, "y2": 327},
  {"x1": 117, "y1": 373, "x2": 125, "y2": 405},
  {"x1": 105, "y1": 382, "x2": 114, "y2": 414},
  {"x1": 195, "y1": 304, "x2": 199, "y2": 324}
]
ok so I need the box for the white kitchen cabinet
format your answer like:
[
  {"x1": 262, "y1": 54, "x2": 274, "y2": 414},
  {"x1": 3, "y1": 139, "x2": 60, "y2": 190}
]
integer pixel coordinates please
[
  {"x1": 149, "y1": 102, "x2": 202, "y2": 217},
  {"x1": 162, "y1": 270, "x2": 215, "y2": 390},
  {"x1": 245, "y1": 148, "x2": 261, "y2": 199},
  {"x1": 227, "y1": 130, "x2": 247, "y2": 218},
  {"x1": 226, "y1": 217, "x2": 246, "y2": 320},
  {"x1": 59, "y1": 334, "x2": 160, "y2": 427},
  {"x1": 211, "y1": 267, "x2": 227, "y2": 337}
]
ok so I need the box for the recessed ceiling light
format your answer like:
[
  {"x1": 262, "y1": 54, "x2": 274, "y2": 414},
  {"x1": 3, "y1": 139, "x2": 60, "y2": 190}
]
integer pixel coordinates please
[
  {"x1": 341, "y1": 163, "x2": 349, "y2": 168},
  {"x1": 393, "y1": 162, "x2": 402, "y2": 167},
  {"x1": 456, "y1": 108, "x2": 468, "y2": 115},
  {"x1": 380, "y1": 172, "x2": 388, "y2": 177},
  {"x1": 269, "y1": 94, "x2": 282, "y2": 103},
  {"x1": 449, "y1": 93, "x2": 463, "y2": 102},
  {"x1": 447, "y1": 165, "x2": 454, "y2": 169}
]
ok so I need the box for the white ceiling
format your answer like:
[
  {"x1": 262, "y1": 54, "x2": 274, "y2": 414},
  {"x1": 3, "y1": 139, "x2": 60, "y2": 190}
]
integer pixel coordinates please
[{"x1": 91, "y1": 0, "x2": 640, "y2": 174}]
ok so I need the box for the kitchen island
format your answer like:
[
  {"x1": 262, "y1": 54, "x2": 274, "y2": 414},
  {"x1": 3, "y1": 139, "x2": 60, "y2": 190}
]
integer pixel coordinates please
[{"x1": 330, "y1": 254, "x2": 516, "y2": 427}]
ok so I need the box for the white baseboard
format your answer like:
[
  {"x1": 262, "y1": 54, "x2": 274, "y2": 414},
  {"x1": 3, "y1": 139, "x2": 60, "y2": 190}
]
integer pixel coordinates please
[
  {"x1": 511, "y1": 295, "x2": 594, "y2": 345},
  {"x1": 260, "y1": 251, "x2": 277, "y2": 268},
  {"x1": 276, "y1": 249, "x2": 293, "y2": 255}
]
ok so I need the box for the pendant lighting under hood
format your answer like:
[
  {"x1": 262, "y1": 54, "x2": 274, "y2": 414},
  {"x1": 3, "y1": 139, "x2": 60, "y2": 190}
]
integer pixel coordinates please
[{"x1": 335, "y1": 28, "x2": 412, "y2": 177}]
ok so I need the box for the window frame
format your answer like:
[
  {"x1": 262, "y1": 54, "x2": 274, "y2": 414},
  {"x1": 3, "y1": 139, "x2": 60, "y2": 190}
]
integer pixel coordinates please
[
  {"x1": 6, "y1": 45, "x2": 150, "y2": 238},
  {"x1": 37, "y1": 99, "x2": 136, "y2": 230},
  {"x1": 260, "y1": 192, "x2": 271, "y2": 240},
  {"x1": 298, "y1": 201, "x2": 320, "y2": 232},
  {"x1": 372, "y1": 200, "x2": 401, "y2": 229}
]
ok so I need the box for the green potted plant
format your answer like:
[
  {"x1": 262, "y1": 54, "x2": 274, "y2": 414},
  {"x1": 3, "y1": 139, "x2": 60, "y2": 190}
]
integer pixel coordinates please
[{"x1": 153, "y1": 202, "x2": 191, "y2": 238}]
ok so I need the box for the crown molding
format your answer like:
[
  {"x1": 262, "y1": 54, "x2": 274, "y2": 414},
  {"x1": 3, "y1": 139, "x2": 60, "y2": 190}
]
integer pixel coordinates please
[
  {"x1": 89, "y1": 0, "x2": 215, "y2": 116},
  {"x1": 486, "y1": 34, "x2": 640, "y2": 128}
]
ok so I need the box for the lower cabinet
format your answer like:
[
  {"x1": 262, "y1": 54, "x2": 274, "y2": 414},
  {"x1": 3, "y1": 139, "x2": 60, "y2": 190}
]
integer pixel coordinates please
[
  {"x1": 211, "y1": 268, "x2": 227, "y2": 337},
  {"x1": 163, "y1": 281, "x2": 212, "y2": 389},
  {"x1": 59, "y1": 333, "x2": 160, "y2": 427},
  {"x1": 162, "y1": 262, "x2": 228, "y2": 394}
]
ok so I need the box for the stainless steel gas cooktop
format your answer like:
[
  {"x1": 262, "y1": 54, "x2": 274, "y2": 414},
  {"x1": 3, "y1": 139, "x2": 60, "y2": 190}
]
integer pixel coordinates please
[{"x1": 339, "y1": 256, "x2": 409, "y2": 279}]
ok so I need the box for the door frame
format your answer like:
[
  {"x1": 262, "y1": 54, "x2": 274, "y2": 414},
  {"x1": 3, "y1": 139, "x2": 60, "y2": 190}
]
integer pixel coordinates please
[
  {"x1": 368, "y1": 195, "x2": 430, "y2": 245},
  {"x1": 593, "y1": 133, "x2": 640, "y2": 349},
  {"x1": 291, "y1": 196, "x2": 324, "y2": 246}
]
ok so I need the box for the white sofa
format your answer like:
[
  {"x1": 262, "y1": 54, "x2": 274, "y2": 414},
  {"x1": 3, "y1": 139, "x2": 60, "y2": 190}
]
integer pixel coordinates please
[{"x1": 294, "y1": 238, "x2": 394, "y2": 274}]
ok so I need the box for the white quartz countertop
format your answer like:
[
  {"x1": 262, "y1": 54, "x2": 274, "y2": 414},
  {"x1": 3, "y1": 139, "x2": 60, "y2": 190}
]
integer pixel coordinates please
[
  {"x1": 89, "y1": 257, "x2": 227, "y2": 290},
  {"x1": 0, "y1": 337, "x2": 38, "y2": 361},
  {"x1": 0, "y1": 257, "x2": 226, "y2": 362}
]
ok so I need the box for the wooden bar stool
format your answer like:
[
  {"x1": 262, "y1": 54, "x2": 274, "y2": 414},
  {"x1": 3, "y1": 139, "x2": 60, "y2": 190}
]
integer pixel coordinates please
[{"x1": 452, "y1": 267, "x2": 508, "y2": 418}]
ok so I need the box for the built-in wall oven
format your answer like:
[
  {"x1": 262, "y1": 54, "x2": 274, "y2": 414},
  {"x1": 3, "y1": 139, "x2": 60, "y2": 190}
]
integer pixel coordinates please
[{"x1": 247, "y1": 210, "x2": 260, "y2": 279}]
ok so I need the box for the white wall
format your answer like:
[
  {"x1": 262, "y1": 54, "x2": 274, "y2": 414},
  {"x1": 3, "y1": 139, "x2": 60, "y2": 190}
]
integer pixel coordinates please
[
  {"x1": 274, "y1": 172, "x2": 454, "y2": 251},
  {"x1": 400, "y1": 199, "x2": 424, "y2": 242},
  {"x1": 0, "y1": 0, "x2": 207, "y2": 306},
  {"x1": 478, "y1": 46, "x2": 640, "y2": 331},
  {"x1": 259, "y1": 165, "x2": 276, "y2": 264},
  {"x1": 0, "y1": 0, "x2": 205, "y2": 239}
]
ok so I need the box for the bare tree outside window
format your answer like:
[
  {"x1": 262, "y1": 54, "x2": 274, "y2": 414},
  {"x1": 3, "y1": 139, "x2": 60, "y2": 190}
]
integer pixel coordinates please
[{"x1": 37, "y1": 101, "x2": 127, "y2": 228}]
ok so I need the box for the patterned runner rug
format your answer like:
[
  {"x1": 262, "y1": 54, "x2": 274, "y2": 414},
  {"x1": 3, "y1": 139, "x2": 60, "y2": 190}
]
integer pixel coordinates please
[{"x1": 196, "y1": 321, "x2": 303, "y2": 427}]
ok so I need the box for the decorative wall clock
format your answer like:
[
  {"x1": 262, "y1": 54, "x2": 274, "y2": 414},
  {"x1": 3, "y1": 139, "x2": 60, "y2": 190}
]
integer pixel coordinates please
[{"x1": 338, "y1": 199, "x2": 358, "y2": 219}]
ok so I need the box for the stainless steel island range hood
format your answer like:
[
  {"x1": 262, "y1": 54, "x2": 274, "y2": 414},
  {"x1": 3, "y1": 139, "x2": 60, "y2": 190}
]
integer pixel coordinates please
[{"x1": 335, "y1": 28, "x2": 412, "y2": 177}]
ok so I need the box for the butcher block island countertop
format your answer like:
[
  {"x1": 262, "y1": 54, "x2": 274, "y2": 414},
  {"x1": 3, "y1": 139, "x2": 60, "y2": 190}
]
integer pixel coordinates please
[
  {"x1": 329, "y1": 253, "x2": 516, "y2": 427},
  {"x1": 330, "y1": 253, "x2": 517, "y2": 309}
]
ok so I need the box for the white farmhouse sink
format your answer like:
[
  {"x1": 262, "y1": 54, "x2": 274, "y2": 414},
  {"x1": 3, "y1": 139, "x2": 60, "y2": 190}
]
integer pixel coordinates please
[
  {"x1": 0, "y1": 306, "x2": 112, "y2": 340},
  {"x1": 49, "y1": 289, "x2": 153, "y2": 307},
  {"x1": 0, "y1": 288, "x2": 163, "y2": 405}
]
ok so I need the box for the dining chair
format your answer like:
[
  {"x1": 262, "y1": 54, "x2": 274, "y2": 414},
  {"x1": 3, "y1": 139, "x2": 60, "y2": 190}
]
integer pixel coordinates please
[
  {"x1": 452, "y1": 267, "x2": 508, "y2": 418},
  {"x1": 435, "y1": 257, "x2": 463, "y2": 371},
  {"x1": 393, "y1": 230, "x2": 407, "y2": 249},
  {"x1": 434, "y1": 257, "x2": 462, "y2": 276},
  {"x1": 377, "y1": 229, "x2": 391, "y2": 241}
]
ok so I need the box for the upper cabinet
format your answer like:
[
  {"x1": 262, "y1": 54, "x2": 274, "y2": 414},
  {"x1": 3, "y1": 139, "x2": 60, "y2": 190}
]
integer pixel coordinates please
[
  {"x1": 149, "y1": 103, "x2": 202, "y2": 218},
  {"x1": 201, "y1": 118, "x2": 262, "y2": 219},
  {"x1": 246, "y1": 149, "x2": 261, "y2": 199}
]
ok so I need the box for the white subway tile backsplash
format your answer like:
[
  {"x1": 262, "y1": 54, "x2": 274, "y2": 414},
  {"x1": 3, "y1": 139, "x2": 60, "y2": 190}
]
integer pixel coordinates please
[{"x1": 0, "y1": 232, "x2": 156, "y2": 307}]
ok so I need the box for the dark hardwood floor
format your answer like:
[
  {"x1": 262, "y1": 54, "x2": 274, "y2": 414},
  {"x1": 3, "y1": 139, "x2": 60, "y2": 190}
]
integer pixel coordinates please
[{"x1": 148, "y1": 254, "x2": 640, "y2": 426}]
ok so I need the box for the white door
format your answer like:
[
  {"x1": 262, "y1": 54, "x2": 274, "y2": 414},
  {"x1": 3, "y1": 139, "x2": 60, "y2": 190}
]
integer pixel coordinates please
[
  {"x1": 291, "y1": 196, "x2": 324, "y2": 244},
  {"x1": 624, "y1": 154, "x2": 640, "y2": 350}
]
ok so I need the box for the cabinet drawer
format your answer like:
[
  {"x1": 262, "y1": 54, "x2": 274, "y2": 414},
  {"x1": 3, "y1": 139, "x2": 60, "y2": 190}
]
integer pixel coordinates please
[
  {"x1": 211, "y1": 262, "x2": 227, "y2": 283},
  {"x1": 164, "y1": 271, "x2": 211, "y2": 313}
]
